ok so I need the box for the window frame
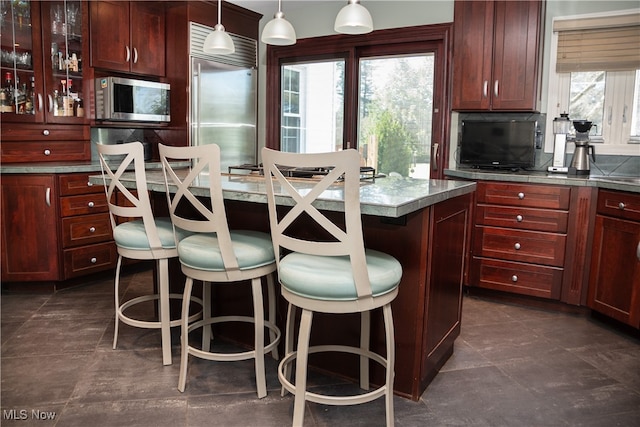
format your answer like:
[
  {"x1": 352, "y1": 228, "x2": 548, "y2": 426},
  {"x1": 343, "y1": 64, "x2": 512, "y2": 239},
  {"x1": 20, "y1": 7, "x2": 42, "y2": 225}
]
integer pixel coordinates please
[
  {"x1": 545, "y1": 14, "x2": 640, "y2": 156},
  {"x1": 265, "y1": 24, "x2": 453, "y2": 179}
]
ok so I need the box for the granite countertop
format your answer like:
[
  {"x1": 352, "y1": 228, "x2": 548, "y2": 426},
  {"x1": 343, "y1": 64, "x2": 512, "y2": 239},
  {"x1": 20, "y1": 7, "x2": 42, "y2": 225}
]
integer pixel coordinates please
[
  {"x1": 0, "y1": 161, "x2": 167, "y2": 174},
  {"x1": 88, "y1": 169, "x2": 477, "y2": 218},
  {"x1": 445, "y1": 168, "x2": 640, "y2": 193}
]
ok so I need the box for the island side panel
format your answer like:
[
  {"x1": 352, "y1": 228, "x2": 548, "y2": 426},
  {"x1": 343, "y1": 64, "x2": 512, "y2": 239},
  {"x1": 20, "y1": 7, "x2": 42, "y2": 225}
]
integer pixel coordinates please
[{"x1": 420, "y1": 192, "x2": 472, "y2": 394}]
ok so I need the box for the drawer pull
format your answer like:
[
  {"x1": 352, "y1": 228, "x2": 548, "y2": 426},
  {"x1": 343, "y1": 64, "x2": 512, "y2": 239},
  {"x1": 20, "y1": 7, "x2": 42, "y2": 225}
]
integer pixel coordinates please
[
  {"x1": 618, "y1": 202, "x2": 626, "y2": 210},
  {"x1": 42, "y1": 129, "x2": 50, "y2": 136},
  {"x1": 90, "y1": 257, "x2": 97, "y2": 264},
  {"x1": 516, "y1": 215, "x2": 523, "y2": 222},
  {"x1": 87, "y1": 181, "x2": 93, "y2": 187},
  {"x1": 87, "y1": 201, "x2": 95, "y2": 208},
  {"x1": 89, "y1": 227, "x2": 96, "y2": 233},
  {"x1": 637, "y1": 241, "x2": 640, "y2": 261},
  {"x1": 514, "y1": 242, "x2": 521, "y2": 250},
  {"x1": 511, "y1": 275, "x2": 518, "y2": 282},
  {"x1": 518, "y1": 192, "x2": 525, "y2": 200},
  {"x1": 44, "y1": 149, "x2": 51, "y2": 156}
]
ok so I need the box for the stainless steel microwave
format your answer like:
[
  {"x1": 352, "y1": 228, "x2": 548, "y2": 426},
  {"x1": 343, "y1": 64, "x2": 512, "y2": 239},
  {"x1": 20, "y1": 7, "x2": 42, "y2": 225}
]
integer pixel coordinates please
[{"x1": 94, "y1": 77, "x2": 170, "y2": 122}]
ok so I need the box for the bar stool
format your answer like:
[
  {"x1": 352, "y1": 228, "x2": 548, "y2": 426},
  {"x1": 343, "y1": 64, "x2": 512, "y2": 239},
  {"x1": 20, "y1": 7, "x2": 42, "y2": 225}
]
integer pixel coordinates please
[
  {"x1": 262, "y1": 147, "x2": 402, "y2": 426},
  {"x1": 97, "y1": 141, "x2": 201, "y2": 366},
  {"x1": 158, "y1": 143, "x2": 280, "y2": 398}
]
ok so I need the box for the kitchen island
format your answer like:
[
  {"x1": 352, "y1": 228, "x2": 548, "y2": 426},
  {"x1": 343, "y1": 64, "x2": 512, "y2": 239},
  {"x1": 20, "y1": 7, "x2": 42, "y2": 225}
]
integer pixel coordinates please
[{"x1": 87, "y1": 169, "x2": 476, "y2": 401}]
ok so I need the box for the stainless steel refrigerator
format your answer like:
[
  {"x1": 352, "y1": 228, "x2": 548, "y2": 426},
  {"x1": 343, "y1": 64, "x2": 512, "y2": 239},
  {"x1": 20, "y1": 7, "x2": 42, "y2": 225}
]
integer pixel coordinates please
[{"x1": 189, "y1": 23, "x2": 258, "y2": 172}]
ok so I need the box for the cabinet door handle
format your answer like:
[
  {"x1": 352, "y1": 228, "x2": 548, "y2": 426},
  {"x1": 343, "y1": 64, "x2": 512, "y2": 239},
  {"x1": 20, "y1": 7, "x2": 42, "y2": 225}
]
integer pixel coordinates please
[
  {"x1": 518, "y1": 192, "x2": 525, "y2": 200},
  {"x1": 514, "y1": 242, "x2": 521, "y2": 250},
  {"x1": 433, "y1": 142, "x2": 439, "y2": 171},
  {"x1": 45, "y1": 187, "x2": 51, "y2": 207},
  {"x1": 37, "y1": 93, "x2": 43, "y2": 112},
  {"x1": 133, "y1": 47, "x2": 138, "y2": 64},
  {"x1": 494, "y1": 80, "x2": 499, "y2": 97},
  {"x1": 483, "y1": 80, "x2": 488, "y2": 98},
  {"x1": 637, "y1": 241, "x2": 640, "y2": 261},
  {"x1": 125, "y1": 46, "x2": 131, "y2": 62},
  {"x1": 516, "y1": 215, "x2": 523, "y2": 222},
  {"x1": 47, "y1": 94, "x2": 54, "y2": 113},
  {"x1": 87, "y1": 201, "x2": 95, "y2": 208}
]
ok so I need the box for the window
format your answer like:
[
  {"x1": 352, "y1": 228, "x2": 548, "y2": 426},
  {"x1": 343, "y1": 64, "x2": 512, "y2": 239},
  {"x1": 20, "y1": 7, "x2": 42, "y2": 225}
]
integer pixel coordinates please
[
  {"x1": 546, "y1": 10, "x2": 640, "y2": 156},
  {"x1": 280, "y1": 60, "x2": 344, "y2": 154},
  {"x1": 266, "y1": 25, "x2": 451, "y2": 179}
]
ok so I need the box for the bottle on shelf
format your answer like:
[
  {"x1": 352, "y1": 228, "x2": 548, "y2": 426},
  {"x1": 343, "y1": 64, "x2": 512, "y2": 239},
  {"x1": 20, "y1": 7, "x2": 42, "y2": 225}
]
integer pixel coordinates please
[
  {"x1": 25, "y1": 76, "x2": 35, "y2": 114},
  {"x1": 0, "y1": 72, "x2": 15, "y2": 113}
]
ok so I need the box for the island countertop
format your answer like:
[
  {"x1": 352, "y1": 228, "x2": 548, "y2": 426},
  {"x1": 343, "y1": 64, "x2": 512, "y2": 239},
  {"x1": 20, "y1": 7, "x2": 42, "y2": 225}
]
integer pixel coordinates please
[{"x1": 88, "y1": 169, "x2": 477, "y2": 218}]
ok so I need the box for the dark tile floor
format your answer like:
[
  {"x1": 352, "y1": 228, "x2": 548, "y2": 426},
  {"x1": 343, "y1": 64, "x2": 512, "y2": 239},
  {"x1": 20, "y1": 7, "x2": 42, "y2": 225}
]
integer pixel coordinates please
[{"x1": 2, "y1": 267, "x2": 639, "y2": 426}]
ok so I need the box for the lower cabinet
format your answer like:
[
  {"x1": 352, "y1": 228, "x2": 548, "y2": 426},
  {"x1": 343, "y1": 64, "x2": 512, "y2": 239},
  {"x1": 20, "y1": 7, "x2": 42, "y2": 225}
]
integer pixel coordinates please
[
  {"x1": 1, "y1": 174, "x2": 60, "y2": 281},
  {"x1": 588, "y1": 189, "x2": 640, "y2": 328},
  {"x1": 58, "y1": 173, "x2": 118, "y2": 279},
  {"x1": 1, "y1": 172, "x2": 117, "y2": 285},
  {"x1": 469, "y1": 181, "x2": 571, "y2": 300}
]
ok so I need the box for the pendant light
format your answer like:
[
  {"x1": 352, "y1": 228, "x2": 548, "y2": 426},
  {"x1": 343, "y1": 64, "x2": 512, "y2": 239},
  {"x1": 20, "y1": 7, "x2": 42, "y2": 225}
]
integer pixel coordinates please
[
  {"x1": 203, "y1": 0, "x2": 235, "y2": 54},
  {"x1": 262, "y1": 0, "x2": 297, "y2": 45},
  {"x1": 334, "y1": 0, "x2": 373, "y2": 35}
]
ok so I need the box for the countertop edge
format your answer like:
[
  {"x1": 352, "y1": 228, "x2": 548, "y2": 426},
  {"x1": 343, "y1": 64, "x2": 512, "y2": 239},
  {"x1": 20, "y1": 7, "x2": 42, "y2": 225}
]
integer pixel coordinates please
[{"x1": 445, "y1": 168, "x2": 640, "y2": 193}]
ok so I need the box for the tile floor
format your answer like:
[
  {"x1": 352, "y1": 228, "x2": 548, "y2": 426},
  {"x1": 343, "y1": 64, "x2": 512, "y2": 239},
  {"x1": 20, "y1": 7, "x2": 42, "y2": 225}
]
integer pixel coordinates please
[{"x1": 2, "y1": 267, "x2": 639, "y2": 426}]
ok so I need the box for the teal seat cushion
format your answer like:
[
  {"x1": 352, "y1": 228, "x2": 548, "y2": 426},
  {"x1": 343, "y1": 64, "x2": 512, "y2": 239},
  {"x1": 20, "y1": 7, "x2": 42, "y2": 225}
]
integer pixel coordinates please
[
  {"x1": 113, "y1": 217, "x2": 188, "y2": 250},
  {"x1": 177, "y1": 230, "x2": 275, "y2": 271},
  {"x1": 278, "y1": 249, "x2": 402, "y2": 301}
]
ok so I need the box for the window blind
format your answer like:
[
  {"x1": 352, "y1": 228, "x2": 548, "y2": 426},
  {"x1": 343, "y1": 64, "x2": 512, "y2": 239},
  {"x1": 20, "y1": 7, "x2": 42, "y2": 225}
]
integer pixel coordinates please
[{"x1": 554, "y1": 11, "x2": 640, "y2": 73}]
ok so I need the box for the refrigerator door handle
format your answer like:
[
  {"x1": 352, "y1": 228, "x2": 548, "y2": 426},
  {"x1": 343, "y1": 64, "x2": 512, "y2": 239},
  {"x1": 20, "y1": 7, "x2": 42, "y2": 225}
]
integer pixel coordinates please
[{"x1": 193, "y1": 63, "x2": 202, "y2": 147}]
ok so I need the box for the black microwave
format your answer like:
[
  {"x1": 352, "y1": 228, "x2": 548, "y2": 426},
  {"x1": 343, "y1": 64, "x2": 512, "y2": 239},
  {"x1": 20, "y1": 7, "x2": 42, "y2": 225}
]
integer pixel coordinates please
[
  {"x1": 459, "y1": 120, "x2": 538, "y2": 169},
  {"x1": 95, "y1": 77, "x2": 170, "y2": 123}
]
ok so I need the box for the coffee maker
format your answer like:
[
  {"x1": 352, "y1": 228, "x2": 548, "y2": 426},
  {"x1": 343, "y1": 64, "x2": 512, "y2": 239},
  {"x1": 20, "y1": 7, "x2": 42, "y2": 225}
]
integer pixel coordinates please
[
  {"x1": 569, "y1": 120, "x2": 596, "y2": 176},
  {"x1": 548, "y1": 113, "x2": 571, "y2": 173}
]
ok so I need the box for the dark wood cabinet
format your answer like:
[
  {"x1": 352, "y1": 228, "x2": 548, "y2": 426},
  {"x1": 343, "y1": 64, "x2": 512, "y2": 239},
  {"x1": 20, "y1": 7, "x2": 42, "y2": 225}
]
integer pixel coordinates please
[
  {"x1": 1, "y1": 124, "x2": 90, "y2": 163},
  {"x1": 1, "y1": 0, "x2": 88, "y2": 125},
  {"x1": 452, "y1": 0, "x2": 543, "y2": 111},
  {"x1": 469, "y1": 181, "x2": 570, "y2": 299},
  {"x1": 1, "y1": 174, "x2": 61, "y2": 282},
  {"x1": 90, "y1": 1, "x2": 166, "y2": 76},
  {"x1": 58, "y1": 172, "x2": 117, "y2": 279},
  {"x1": 1, "y1": 172, "x2": 117, "y2": 284},
  {"x1": 588, "y1": 190, "x2": 640, "y2": 328}
]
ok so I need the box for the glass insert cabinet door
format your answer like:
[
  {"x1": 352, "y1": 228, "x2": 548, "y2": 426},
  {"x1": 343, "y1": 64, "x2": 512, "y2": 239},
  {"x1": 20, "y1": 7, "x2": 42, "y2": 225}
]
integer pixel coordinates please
[{"x1": 0, "y1": 0, "x2": 84, "y2": 124}]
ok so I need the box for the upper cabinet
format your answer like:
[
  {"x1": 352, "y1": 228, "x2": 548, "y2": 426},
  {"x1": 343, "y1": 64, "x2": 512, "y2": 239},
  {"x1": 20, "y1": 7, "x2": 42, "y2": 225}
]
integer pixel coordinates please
[
  {"x1": 452, "y1": 0, "x2": 543, "y2": 112},
  {"x1": 89, "y1": 1, "x2": 165, "y2": 77},
  {"x1": 0, "y1": 0, "x2": 87, "y2": 124}
]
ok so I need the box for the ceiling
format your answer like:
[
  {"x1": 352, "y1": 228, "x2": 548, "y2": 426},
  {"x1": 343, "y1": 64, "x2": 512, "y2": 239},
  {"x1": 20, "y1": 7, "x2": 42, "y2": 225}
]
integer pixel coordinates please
[{"x1": 229, "y1": 1, "x2": 342, "y2": 19}]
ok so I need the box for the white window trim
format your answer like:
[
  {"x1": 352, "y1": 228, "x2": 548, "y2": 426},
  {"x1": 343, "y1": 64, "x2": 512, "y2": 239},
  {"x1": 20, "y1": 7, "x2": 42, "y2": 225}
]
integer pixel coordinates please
[{"x1": 545, "y1": 12, "x2": 640, "y2": 157}]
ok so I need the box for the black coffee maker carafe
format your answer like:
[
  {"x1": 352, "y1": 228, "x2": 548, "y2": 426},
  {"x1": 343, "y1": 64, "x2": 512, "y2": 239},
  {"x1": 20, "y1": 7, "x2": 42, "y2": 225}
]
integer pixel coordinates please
[{"x1": 569, "y1": 120, "x2": 596, "y2": 175}]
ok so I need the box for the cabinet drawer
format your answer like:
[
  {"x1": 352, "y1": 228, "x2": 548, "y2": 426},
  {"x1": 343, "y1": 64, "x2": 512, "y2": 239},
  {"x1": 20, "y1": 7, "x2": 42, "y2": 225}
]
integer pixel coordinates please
[
  {"x1": 475, "y1": 204, "x2": 568, "y2": 232},
  {"x1": 473, "y1": 226, "x2": 566, "y2": 267},
  {"x1": 63, "y1": 241, "x2": 118, "y2": 279},
  {"x1": 469, "y1": 257, "x2": 563, "y2": 299},
  {"x1": 1, "y1": 124, "x2": 89, "y2": 141},
  {"x1": 61, "y1": 213, "x2": 112, "y2": 248},
  {"x1": 60, "y1": 194, "x2": 108, "y2": 217},
  {"x1": 477, "y1": 182, "x2": 571, "y2": 210},
  {"x1": 1, "y1": 141, "x2": 90, "y2": 163},
  {"x1": 597, "y1": 189, "x2": 640, "y2": 222},
  {"x1": 59, "y1": 173, "x2": 105, "y2": 196}
]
